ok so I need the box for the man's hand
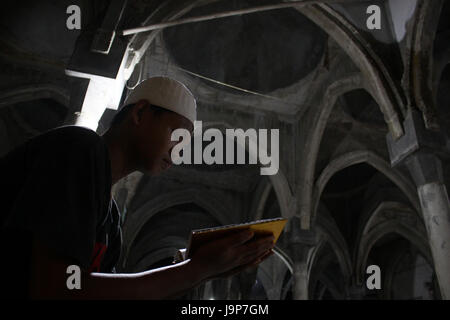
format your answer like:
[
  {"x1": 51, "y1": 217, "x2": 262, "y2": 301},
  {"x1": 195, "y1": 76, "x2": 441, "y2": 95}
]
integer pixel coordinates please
[
  {"x1": 29, "y1": 230, "x2": 274, "y2": 299},
  {"x1": 207, "y1": 249, "x2": 275, "y2": 281},
  {"x1": 187, "y1": 229, "x2": 275, "y2": 281}
]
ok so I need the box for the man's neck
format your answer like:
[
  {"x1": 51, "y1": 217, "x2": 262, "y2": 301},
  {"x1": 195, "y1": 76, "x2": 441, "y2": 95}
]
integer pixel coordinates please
[{"x1": 102, "y1": 129, "x2": 135, "y2": 185}]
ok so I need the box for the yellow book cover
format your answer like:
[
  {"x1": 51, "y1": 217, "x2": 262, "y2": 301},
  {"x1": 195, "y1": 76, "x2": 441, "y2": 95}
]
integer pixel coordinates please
[{"x1": 185, "y1": 217, "x2": 288, "y2": 258}]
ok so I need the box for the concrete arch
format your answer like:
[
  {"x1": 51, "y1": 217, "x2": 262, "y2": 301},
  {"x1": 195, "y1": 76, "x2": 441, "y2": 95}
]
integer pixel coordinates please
[
  {"x1": 201, "y1": 120, "x2": 295, "y2": 220},
  {"x1": 354, "y1": 200, "x2": 431, "y2": 284},
  {"x1": 308, "y1": 213, "x2": 353, "y2": 284},
  {"x1": 312, "y1": 150, "x2": 420, "y2": 226},
  {"x1": 128, "y1": 1, "x2": 406, "y2": 140},
  {"x1": 128, "y1": 1, "x2": 405, "y2": 130},
  {"x1": 410, "y1": 0, "x2": 445, "y2": 130},
  {"x1": 0, "y1": 84, "x2": 70, "y2": 108},
  {"x1": 297, "y1": 4, "x2": 405, "y2": 138},
  {"x1": 355, "y1": 221, "x2": 432, "y2": 285},
  {"x1": 297, "y1": 74, "x2": 364, "y2": 229},
  {"x1": 256, "y1": 254, "x2": 292, "y2": 300},
  {"x1": 120, "y1": 188, "x2": 233, "y2": 268},
  {"x1": 357, "y1": 201, "x2": 424, "y2": 240},
  {"x1": 434, "y1": 53, "x2": 450, "y2": 95},
  {"x1": 126, "y1": 0, "x2": 209, "y2": 76},
  {"x1": 308, "y1": 250, "x2": 346, "y2": 300},
  {"x1": 273, "y1": 246, "x2": 294, "y2": 275}
]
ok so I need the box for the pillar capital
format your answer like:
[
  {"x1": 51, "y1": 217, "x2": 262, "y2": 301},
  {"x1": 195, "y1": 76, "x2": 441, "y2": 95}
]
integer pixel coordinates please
[
  {"x1": 286, "y1": 216, "x2": 317, "y2": 262},
  {"x1": 287, "y1": 217, "x2": 317, "y2": 245},
  {"x1": 285, "y1": 217, "x2": 317, "y2": 300},
  {"x1": 386, "y1": 109, "x2": 446, "y2": 167},
  {"x1": 404, "y1": 152, "x2": 444, "y2": 186}
]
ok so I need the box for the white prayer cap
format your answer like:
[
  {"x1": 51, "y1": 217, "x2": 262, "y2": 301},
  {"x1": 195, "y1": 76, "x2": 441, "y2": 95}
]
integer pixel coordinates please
[{"x1": 124, "y1": 76, "x2": 197, "y2": 124}]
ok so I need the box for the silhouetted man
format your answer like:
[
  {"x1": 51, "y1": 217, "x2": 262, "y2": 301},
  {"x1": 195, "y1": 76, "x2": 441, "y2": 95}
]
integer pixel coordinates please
[{"x1": 0, "y1": 77, "x2": 274, "y2": 299}]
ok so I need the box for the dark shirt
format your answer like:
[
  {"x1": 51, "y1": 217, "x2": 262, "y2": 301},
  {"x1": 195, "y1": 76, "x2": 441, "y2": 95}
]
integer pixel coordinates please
[{"x1": 0, "y1": 125, "x2": 122, "y2": 298}]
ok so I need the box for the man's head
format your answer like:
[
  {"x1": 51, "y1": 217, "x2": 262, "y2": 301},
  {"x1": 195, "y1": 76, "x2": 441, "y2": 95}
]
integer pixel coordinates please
[{"x1": 109, "y1": 77, "x2": 196, "y2": 175}]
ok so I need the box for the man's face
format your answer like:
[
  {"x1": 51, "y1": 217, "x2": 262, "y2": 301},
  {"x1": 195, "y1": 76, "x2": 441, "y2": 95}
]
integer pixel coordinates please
[{"x1": 131, "y1": 101, "x2": 193, "y2": 174}]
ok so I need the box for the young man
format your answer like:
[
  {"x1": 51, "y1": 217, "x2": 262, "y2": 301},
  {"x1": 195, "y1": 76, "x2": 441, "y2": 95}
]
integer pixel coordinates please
[{"x1": 0, "y1": 76, "x2": 274, "y2": 299}]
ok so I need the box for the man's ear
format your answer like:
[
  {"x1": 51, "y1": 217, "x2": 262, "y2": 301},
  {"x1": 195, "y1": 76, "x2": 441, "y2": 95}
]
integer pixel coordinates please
[{"x1": 130, "y1": 100, "x2": 151, "y2": 125}]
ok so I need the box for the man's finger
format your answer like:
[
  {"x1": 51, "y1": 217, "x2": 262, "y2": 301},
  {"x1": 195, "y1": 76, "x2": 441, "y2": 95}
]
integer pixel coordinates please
[
  {"x1": 208, "y1": 250, "x2": 274, "y2": 281},
  {"x1": 230, "y1": 250, "x2": 274, "y2": 275},
  {"x1": 242, "y1": 247, "x2": 272, "y2": 264},
  {"x1": 218, "y1": 229, "x2": 254, "y2": 248},
  {"x1": 239, "y1": 236, "x2": 274, "y2": 256},
  {"x1": 256, "y1": 249, "x2": 274, "y2": 263}
]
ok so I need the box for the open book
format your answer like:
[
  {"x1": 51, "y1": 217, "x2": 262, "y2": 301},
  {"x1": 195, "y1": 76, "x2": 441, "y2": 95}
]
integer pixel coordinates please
[{"x1": 174, "y1": 217, "x2": 288, "y2": 262}]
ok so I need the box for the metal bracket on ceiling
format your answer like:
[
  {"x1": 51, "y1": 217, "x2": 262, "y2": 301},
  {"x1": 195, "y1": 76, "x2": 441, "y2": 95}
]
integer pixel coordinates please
[
  {"x1": 118, "y1": 0, "x2": 349, "y2": 36},
  {"x1": 91, "y1": 0, "x2": 128, "y2": 54}
]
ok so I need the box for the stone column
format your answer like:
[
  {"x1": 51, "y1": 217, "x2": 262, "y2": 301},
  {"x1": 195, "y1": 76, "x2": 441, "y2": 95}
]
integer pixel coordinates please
[
  {"x1": 287, "y1": 217, "x2": 316, "y2": 300},
  {"x1": 387, "y1": 109, "x2": 450, "y2": 299},
  {"x1": 405, "y1": 153, "x2": 450, "y2": 299}
]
